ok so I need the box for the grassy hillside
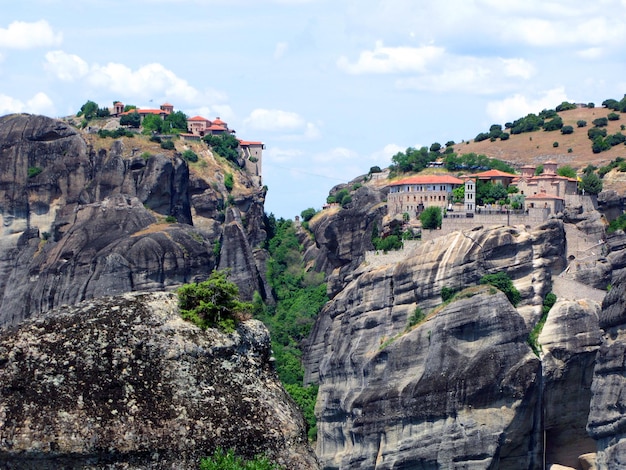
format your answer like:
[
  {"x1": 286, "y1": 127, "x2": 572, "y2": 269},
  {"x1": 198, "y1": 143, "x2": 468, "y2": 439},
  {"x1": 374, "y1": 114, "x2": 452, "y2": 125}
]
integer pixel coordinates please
[{"x1": 449, "y1": 105, "x2": 626, "y2": 193}]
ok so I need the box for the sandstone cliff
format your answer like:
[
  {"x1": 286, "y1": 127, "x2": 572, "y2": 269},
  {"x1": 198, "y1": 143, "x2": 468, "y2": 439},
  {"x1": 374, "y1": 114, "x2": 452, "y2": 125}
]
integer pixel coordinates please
[
  {"x1": 0, "y1": 292, "x2": 319, "y2": 469},
  {"x1": 587, "y1": 270, "x2": 626, "y2": 468},
  {"x1": 303, "y1": 217, "x2": 622, "y2": 469},
  {"x1": 0, "y1": 114, "x2": 269, "y2": 326}
]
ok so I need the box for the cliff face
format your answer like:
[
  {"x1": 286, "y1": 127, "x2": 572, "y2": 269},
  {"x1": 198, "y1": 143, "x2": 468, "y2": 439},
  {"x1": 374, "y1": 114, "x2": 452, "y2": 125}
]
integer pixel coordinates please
[
  {"x1": 307, "y1": 184, "x2": 388, "y2": 298},
  {"x1": 303, "y1": 219, "x2": 618, "y2": 469},
  {"x1": 0, "y1": 292, "x2": 319, "y2": 469},
  {"x1": 587, "y1": 270, "x2": 626, "y2": 467},
  {"x1": 0, "y1": 114, "x2": 269, "y2": 326}
]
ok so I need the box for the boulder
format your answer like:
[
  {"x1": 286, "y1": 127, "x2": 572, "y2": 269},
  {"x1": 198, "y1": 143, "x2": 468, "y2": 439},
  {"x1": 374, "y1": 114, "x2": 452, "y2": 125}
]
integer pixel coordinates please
[{"x1": 0, "y1": 292, "x2": 319, "y2": 469}]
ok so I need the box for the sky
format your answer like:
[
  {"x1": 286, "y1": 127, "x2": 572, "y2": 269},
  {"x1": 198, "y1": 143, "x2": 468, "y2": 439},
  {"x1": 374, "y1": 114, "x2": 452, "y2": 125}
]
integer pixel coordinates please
[{"x1": 2, "y1": 1, "x2": 626, "y2": 218}]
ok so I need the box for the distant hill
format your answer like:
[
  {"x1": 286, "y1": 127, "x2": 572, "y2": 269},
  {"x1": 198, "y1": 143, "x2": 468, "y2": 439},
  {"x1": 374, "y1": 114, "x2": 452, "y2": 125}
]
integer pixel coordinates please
[{"x1": 449, "y1": 105, "x2": 626, "y2": 194}]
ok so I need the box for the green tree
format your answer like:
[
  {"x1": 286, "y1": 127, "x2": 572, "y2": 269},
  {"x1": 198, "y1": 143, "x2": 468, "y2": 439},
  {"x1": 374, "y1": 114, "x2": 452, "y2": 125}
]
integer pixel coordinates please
[
  {"x1": 204, "y1": 133, "x2": 240, "y2": 163},
  {"x1": 429, "y1": 142, "x2": 442, "y2": 153},
  {"x1": 182, "y1": 149, "x2": 199, "y2": 163},
  {"x1": 452, "y1": 185, "x2": 464, "y2": 203},
  {"x1": 579, "y1": 172, "x2": 603, "y2": 195},
  {"x1": 608, "y1": 112, "x2": 621, "y2": 121},
  {"x1": 224, "y1": 172, "x2": 234, "y2": 191},
  {"x1": 534, "y1": 164, "x2": 544, "y2": 176},
  {"x1": 479, "y1": 272, "x2": 521, "y2": 306},
  {"x1": 420, "y1": 206, "x2": 442, "y2": 230},
  {"x1": 555, "y1": 101, "x2": 577, "y2": 112},
  {"x1": 164, "y1": 110, "x2": 188, "y2": 132},
  {"x1": 557, "y1": 165, "x2": 577, "y2": 178},
  {"x1": 300, "y1": 208, "x2": 317, "y2": 222},
  {"x1": 120, "y1": 112, "x2": 141, "y2": 128},
  {"x1": 141, "y1": 114, "x2": 164, "y2": 133},
  {"x1": 561, "y1": 125, "x2": 574, "y2": 135},
  {"x1": 200, "y1": 448, "x2": 281, "y2": 470},
  {"x1": 592, "y1": 117, "x2": 609, "y2": 127},
  {"x1": 177, "y1": 270, "x2": 253, "y2": 332},
  {"x1": 543, "y1": 116, "x2": 563, "y2": 131},
  {"x1": 77, "y1": 100, "x2": 99, "y2": 120},
  {"x1": 577, "y1": 120, "x2": 587, "y2": 128}
]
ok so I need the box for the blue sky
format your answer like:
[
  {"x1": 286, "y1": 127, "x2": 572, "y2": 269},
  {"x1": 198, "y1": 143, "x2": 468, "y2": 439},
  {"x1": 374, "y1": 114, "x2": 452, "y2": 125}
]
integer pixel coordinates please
[{"x1": 2, "y1": 0, "x2": 626, "y2": 218}]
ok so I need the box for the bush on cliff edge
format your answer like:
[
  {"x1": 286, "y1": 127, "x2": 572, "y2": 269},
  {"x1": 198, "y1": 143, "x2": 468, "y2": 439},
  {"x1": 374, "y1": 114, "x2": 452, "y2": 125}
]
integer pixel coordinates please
[{"x1": 178, "y1": 270, "x2": 252, "y2": 332}]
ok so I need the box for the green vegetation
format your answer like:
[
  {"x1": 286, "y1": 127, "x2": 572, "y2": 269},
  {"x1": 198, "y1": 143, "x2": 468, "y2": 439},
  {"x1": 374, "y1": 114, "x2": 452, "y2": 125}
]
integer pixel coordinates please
[
  {"x1": 390, "y1": 146, "x2": 437, "y2": 174},
  {"x1": 76, "y1": 100, "x2": 110, "y2": 120},
  {"x1": 479, "y1": 272, "x2": 520, "y2": 306},
  {"x1": 420, "y1": 206, "x2": 442, "y2": 230},
  {"x1": 177, "y1": 270, "x2": 252, "y2": 333},
  {"x1": 256, "y1": 217, "x2": 328, "y2": 440},
  {"x1": 120, "y1": 112, "x2": 141, "y2": 128},
  {"x1": 608, "y1": 112, "x2": 621, "y2": 121},
  {"x1": 405, "y1": 307, "x2": 425, "y2": 330},
  {"x1": 577, "y1": 120, "x2": 587, "y2": 128},
  {"x1": 182, "y1": 149, "x2": 199, "y2": 163},
  {"x1": 561, "y1": 125, "x2": 574, "y2": 135},
  {"x1": 165, "y1": 215, "x2": 176, "y2": 223},
  {"x1": 98, "y1": 128, "x2": 135, "y2": 139},
  {"x1": 556, "y1": 165, "x2": 576, "y2": 178},
  {"x1": 326, "y1": 187, "x2": 353, "y2": 208},
  {"x1": 160, "y1": 139, "x2": 175, "y2": 150},
  {"x1": 200, "y1": 448, "x2": 281, "y2": 470},
  {"x1": 204, "y1": 133, "x2": 240, "y2": 163},
  {"x1": 443, "y1": 152, "x2": 515, "y2": 173},
  {"x1": 579, "y1": 171, "x2": 603, "y2": 195},
  {"x1": 224, "y1": 172, "x2": 234, "y2": 191},
  {"x1": 440, "y1": 286, "x2": 457, "y2": 302},
  {"x1": 543, "y1": 116, "x2": 563, "y2": 132},
  {"x1": 300, "y1": 208, "x2": 317, "y2": 222},
  {"x1": 593, "y1": 117, "x2": 609, "y2": 128},
  {"x1": 507, "y1": 113, "x2": 544, "y2": 135},
  {"x1": 598, "y1": 157, "x2": 625, "y2": 177},
  {"x1": 528, "y1": 292, "x2": 557, "y2": 356},
  {"x1": 602, "y1": 96, "x2": 626, "y2": 112},
  {"x1": 555, "y1": 101, "x2": 577, "y2": 112},
  {"x1": 608, "y1": 213, "x2": 626, "y2": 233},
  {"x1": 27, "y1": 166, "x2": 43, "y2": 178}
]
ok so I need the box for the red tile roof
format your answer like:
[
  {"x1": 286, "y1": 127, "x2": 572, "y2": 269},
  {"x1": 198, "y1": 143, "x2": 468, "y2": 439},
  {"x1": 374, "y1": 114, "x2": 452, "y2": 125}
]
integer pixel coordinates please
[
  {"x1": 390, "y1": 175, "x2": 464, "y2": 186},
  {"x1": 525, "y1": 193, "x2": 564, "y2": 200},
  {"x1": 469, "y1": 169, "x2": 517, "y2": 179},
  {"x1": 239, "y1": 140, "x2": 263, "y2": 146},
  {"x1": 188, "y1": 115, "x2": 209, "y2": 122}
]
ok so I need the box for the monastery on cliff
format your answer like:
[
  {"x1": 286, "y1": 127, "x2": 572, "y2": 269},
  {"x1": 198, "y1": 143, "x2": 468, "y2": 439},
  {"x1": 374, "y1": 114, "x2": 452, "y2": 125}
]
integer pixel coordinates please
[
  {"x1": 387, "y1": 161, "x2": 586, "y2": 230},
  {"x1": 111, "y1": 101, "x2": 264, "y2": 182}
]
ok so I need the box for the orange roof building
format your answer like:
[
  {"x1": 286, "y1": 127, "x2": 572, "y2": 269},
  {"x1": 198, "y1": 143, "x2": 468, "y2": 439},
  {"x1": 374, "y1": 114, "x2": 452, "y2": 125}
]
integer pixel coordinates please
[{"x1": 388, "y1": 174, "x2": 464, "y2": 219}]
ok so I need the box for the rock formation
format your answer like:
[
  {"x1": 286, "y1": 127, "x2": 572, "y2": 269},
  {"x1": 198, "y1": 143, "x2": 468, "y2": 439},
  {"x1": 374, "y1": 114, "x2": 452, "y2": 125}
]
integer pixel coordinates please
[
  {"x1": 0, "y1": 114, "x2": 269, "y2": 326},
  {"x1": 539, "y1": 299, "x2": 602, "y2": 467},
  {"x1": 587, "y1": 270, "x2": 626, "y2": 468},
  {"x1": 307, "y1": 183, "x2": 392, "y2": 298},
  {"x1": 0, "y1": 292, "x2": 319, "y2": 469},
  {"x1": 304, "y1": 222, "x2": 567, "y2": 468}
]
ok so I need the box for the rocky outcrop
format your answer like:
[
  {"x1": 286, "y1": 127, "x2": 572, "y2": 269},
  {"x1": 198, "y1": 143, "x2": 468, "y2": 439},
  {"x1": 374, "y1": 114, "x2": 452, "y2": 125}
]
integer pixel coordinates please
[
  {"x1": 587, "y1": 270, "x2": 626, "y2": 468},
  {"x1": 539, "y1": 300, "x2": 602, "y2": 467},
  {"x1": 0, "y1": 292, "x2": 319, "y2": 469},
  {"x1": 304, "y1": 222, "x2": 568, "y2": 468},
  {"x1": 0, "y1": 114, "x2": 270, "y2": 326},
  {"x1": 312, "y1": 287, "x2": 542, "y2": 468},
  {"x1": 307, "y1": 184, "x2": 390, "y2": 297}
]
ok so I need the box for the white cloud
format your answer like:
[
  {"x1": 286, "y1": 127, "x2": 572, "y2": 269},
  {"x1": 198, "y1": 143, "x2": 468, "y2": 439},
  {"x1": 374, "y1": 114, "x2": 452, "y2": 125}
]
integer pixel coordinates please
[
  {"x1": 0, "y1": 92, "x2": 55, "y2": 116},
  {"x1": 0, "y1": 20, "x2": 62, "y2": 49},
  {"x1": 396, "y1": 57, "x2": 535, "y2": 94},
  {"x1": 486, "y1": 87, "x2": 569, "y2": 124},
  {"x1": 245, "y1": 108, "x2": 305, "y2": 131},
  {"x1": 243, "y1": 108, "x2": 321, "y2": 141},
  {"x1": 369, "y1": 143, "x2": 404, "y2": 164},
  {"x1": 337, "y1": 41, "x2": 444, "y2": 74},
  {"x1": 274, "y1": 42, "x2": 288, "y2": 59},
  {"x1": 577, "y1": 47, "x2": 604, "y2": 60},
  {"x1": 44, "y1": 50, "x2": 89, "y2": 81},
  {"x1": 88, "y1": 62, "x2": 201, "y2": 103},
  {"x1": 313, "y1": 147, "x2": 358, "y2": 163},
  {"x1": 42, "y1": 51, "x2": 227, "y2": 106},
  {"x1": 265, "y1": 146, "x2": 304, "y2": 164}
]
